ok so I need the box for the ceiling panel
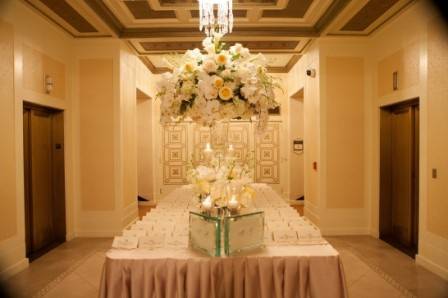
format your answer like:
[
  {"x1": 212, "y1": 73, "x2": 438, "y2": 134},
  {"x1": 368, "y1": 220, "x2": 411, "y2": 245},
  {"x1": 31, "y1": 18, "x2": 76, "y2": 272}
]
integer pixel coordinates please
[
  {"x1": 190, "y1": 10, "x2": 248, "y2": 18},
  {"x1": 341, "y1": 0, "x2": 399, "y2": 31},
  {"x1": 262, "y1": 0, "x2": 314, "y2": 18},
  {"x1": 124, "y1": 1, "x2": 177, "y2": 19},
  {"x1": 39, "y1": 0, "x2": 97, "y2": 33},
  {"x1": 23, "y1": 0, "x2": 416, "y2": 73}
]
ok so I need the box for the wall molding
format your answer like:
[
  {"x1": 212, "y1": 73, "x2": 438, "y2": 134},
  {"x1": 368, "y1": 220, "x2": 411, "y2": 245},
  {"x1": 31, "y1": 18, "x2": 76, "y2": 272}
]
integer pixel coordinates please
[
  {"x1": 74, "y1": 230, "x2": 118, "y2": 238},
  {"x1": 416, "y1": 254, "x2": 448, "y2": 281},
  {"x1": 0, "y1": 236, "x2": 28, "y2": 279},
  {"x1": 0, "y1": 258, "x2": 29, "y2": 280},
  {"x1": 321, "y1": 227, "x2": 370, "y2": 236},
  {"x1": 122, "y1": 201, "x2": 138, "y2": 228}
]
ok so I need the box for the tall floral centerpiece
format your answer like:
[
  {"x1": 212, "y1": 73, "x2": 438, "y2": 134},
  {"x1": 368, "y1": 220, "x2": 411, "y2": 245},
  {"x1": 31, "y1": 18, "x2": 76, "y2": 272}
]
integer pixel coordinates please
[
  {"x1": 157, "y1": 33, "x2": 280, "y2": 213},
  {"x1": 157, "y1": 33, "x2": 280, "y2": 132}
]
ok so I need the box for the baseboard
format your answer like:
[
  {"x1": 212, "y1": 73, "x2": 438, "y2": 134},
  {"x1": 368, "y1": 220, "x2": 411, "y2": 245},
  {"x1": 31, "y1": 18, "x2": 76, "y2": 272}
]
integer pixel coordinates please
[
  {"x1": 289, "y1": 200, "x2": 304, "y2": 206},
  {"x1": 66, "y1": 232, "x2": 75, "y2": 241},
  {"x1": 74, "y1": 230, "x2": 119, "y2": 238},
  {"x1": 416, "y1": 254, "x2": 448, "y2": 280},
  {"x1": 303, "y1": 205, "x2": 320, "y2": 225},
  {"x1": 370, "y1": 229, "x2": 380, "y2": 238},
  {"x1": 123, "y1": 217, "x2": 138, "y2": 230},
  {"x1": 321, "y1": 227, "x2": 370, "y2": 236},
  {"x1": 138, "y1": 201, "x2": 156, "y2": 207},
  {"x1": 0, "y1": 258, "x2": 29, "y2": 280}
]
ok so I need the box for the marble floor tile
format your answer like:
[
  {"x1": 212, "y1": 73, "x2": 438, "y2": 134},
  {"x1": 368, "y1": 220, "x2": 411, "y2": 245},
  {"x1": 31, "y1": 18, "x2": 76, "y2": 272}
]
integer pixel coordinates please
[
  {"x1": 348, "y1": 270, "x2": 405, "y2": 298},
  {"x1": 44, "y1": 272, "x2": 98, "y2": 298}
]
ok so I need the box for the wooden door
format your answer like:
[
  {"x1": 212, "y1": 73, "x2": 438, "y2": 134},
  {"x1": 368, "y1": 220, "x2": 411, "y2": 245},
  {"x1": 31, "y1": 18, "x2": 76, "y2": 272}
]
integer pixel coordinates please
[
  {"x1": 23, "y1": 104, "x2": 66, "y2": 260},
  {"x1": 380, "y1": 99, "x2": 419, "y2": 257}
]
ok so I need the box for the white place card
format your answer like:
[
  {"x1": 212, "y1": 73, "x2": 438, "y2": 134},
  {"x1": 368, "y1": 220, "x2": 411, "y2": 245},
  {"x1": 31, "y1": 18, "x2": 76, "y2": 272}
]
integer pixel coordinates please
[
  {"x1": 112, "y1": 236, "x2": 138, "y2": 249},
  {"x1": 123, "y1": 229, "x2": 146, "y2": 237},
  {"x1": 267, "y1": 221, "x2": 288, "y2": 231},
  {"x1": 272, "y1": 230, "x2": 298, "y2": 244},
  {"x1": 165, "y1": 235, "x2": 188, "y2": 248},
  {"x1": 297, "y1": 227, "x2": 321, "y2": 240},
  {"x1": 288, "y1": 221, "x2": 306, "y2": 230},
  {"x1": 138, "y1": 234, "x2": 165, "y2": 249}
]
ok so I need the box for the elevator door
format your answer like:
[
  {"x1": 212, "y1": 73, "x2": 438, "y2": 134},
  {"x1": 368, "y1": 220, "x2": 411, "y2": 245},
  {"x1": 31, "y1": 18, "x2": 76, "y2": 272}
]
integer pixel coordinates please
[
  {"x1": 23, "y1": 104, "x2": 66, "y2": 260},
  {"x1": 380, "y1": 99, "x2": 419, "y2": 257}
]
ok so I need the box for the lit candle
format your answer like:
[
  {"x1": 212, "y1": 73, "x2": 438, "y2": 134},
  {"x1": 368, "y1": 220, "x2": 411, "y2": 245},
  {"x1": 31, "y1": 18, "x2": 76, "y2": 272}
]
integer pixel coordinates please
[
  {"x1": 228, "y1": 144, "x2": 234, "y2": 151},
  {"x1": 227, "y1": 194, "x2": 239, "y2": 211},
  {"x1": 202, "y1": 195, "x2": 213, "y2": 211},
  {"x1": 204, "y1": 142, "x2": 212, "y2": 153}
]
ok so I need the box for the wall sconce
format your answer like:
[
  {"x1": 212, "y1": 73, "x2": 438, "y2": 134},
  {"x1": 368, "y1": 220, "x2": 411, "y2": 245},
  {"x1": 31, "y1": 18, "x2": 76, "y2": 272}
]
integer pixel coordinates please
[
  {"x1": 45, "y1": 75, "x2": 54, "y2": 94},
  {"x1": 392, "y1": 71, "x2": 398, "y2": 91}
]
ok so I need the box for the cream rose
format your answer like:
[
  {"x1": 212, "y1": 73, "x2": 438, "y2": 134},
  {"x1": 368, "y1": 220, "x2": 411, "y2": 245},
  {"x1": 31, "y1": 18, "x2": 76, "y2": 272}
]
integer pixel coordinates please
[
  {"x1": 212, "y1": 76, "x2": 224, "y2": 89},
  {"x1": 219, "y1": 86, "x2": 233, "y2": 101},
  {"x1": 215, "y1": 53, "x2": 228, "y2": 65}
]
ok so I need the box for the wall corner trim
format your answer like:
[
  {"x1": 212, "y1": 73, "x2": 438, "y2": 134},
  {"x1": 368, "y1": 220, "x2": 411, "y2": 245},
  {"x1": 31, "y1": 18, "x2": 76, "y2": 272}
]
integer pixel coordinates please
[
  {"x1": 0, "y1": 258, "x2": 29, "y2": 280},
  {"x1": 416, "y1": 254, "x2": 448, "y2": 281}
]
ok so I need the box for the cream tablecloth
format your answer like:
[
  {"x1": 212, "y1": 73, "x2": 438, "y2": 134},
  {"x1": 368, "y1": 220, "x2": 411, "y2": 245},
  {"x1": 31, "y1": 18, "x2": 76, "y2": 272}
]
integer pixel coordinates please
[{"x1": 100, "y1": 185, "x2": 347, "y2": 298}]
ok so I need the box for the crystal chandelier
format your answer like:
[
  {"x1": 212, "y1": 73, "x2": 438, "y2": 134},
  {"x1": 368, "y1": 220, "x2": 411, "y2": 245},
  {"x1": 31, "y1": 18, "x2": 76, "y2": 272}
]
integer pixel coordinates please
[{"x1": 198, "y1": 0, "x2": 233, "y2": 36}]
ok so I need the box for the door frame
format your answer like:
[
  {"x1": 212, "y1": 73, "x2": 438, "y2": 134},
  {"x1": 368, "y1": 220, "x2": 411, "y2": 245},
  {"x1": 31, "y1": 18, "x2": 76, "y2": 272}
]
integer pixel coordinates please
[
  {"x1": 23, "y1": 102, "x2": 66, "y2": 261},
  {"x1": 379, "y1": 97, "x2": 419, "y2": 257}
]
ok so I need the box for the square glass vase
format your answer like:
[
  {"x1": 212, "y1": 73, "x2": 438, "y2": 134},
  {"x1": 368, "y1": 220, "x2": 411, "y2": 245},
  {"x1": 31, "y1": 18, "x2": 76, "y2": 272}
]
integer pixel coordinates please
[
  {"x1": 189, "y1": 211, "x2": 221, "y2": 257},
  {"x1": 224, "y1": 210, "x2": 265, "y2": 256}
]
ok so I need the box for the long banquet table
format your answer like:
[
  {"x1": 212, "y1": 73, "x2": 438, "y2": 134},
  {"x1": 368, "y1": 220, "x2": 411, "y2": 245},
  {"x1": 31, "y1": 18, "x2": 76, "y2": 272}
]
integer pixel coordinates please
[{"x1": 100, "y1": 184, "x2": 347, "y2": 298}]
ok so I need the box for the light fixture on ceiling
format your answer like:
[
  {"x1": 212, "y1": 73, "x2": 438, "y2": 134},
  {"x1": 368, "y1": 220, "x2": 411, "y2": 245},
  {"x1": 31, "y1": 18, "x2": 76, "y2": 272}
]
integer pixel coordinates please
[{"x1": 198, "y1": 0, "x2": 233, "y2": 36}]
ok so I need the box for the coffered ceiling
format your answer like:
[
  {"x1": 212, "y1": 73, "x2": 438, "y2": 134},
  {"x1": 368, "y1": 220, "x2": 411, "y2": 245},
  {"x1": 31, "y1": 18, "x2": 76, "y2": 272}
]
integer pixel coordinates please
[{"x1": 24, "y1": 0, "x2": 415, "y2": 73}]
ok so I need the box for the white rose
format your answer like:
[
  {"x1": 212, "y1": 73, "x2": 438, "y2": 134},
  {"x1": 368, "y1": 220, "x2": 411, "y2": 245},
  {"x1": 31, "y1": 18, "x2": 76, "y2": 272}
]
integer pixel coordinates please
[
  {"x1": 212, "y1": 75, "x2": 224, "y2": 88},
  {"x1": 202, "y1": 59, "x2": 217, "y2": 73},
  {"x1": 215, "y1": 52, "x2": 229, "y2": 65}
]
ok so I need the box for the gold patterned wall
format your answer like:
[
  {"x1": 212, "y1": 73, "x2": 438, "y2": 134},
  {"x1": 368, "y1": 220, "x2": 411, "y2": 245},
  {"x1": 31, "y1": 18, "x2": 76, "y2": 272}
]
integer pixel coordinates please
[
  {"x1": 162, "y1": 124, "x2": 188, "y2": 185},
  {"x1": 255, "y1": 123, "x2": 280, "y2": 183},
  {"x1": 162, "y1": 121, "x2": 280, "y2": 185}
]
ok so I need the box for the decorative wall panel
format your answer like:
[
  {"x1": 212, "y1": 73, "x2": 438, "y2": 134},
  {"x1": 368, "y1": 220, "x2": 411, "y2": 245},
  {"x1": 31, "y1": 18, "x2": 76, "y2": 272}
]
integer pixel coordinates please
[
  {"x1": 163, "y1": 124, "x2": 188, "y2": 184},
  {"x1": 255, "y1": 123, "x2": 280, "y2": 184},
  {"x1": 192, "y1": 122, "x2": 251, "y2": 164},
  {"x1": 228, "y1": 123, "x2": 251, "y2": 163},
  {"x1": 163, "y1": 121, "x2": 280, "y2": 186}
]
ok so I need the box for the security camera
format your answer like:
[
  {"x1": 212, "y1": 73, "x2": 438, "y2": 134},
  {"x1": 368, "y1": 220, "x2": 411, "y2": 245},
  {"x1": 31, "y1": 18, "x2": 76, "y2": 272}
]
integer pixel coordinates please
[{"x1": 306, "y1": 69, "x2": 316, "y2": 77}]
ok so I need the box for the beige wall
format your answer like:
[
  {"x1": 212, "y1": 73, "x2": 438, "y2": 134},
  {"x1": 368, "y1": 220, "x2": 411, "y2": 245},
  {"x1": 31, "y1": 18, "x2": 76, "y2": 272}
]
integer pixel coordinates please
[
  {"x1": 367, "y1": 1, "x2": 448, "y2": 279},
  {"x1": 289, "y1": 92, "x2": 304, "y2": 200},
  {"x1": 79, "y1": 59, "x2": 115, "y2": 211},
  {"x1": 74, "y1": 40, "x2": 153, "y2": 235},
  {"x1": 0, "y1": 0, "x2": 75, "y2": 278},
  {"x1": 288, "y1": 42, "x2": 321, "y2": 224},
  {"x1": 23, "y1": 44, "x2": 66, "y2": 100},
  {"x1": 137, "y1": 97, "x2": 153, "y2": 201},
  {"x1": 0, "y1": 21, "x2": 17, "y2": 242},
  {"x1": 426, "y1": 17, "x2": 448, "y2": 241},
  {"x1": 325, "y1": 56, "x2": 365, "y2": 209},
  {"x1": 120, "y1": 48, "x2": 138, "y2": 210},
  {"x1": 317, "y1": 40, "x2": 370, "y2": 235}
]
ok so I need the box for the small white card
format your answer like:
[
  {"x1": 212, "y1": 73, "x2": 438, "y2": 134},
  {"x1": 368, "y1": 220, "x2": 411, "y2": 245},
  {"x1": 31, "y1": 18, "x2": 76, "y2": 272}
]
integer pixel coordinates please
[
  {"x1": 267, "y1": 222, "x2": 288, "y2": 231},
  {"x1": 288, "y1": 220, "x2": 306, "y2": 230},
  {"x1": 297, "y1": 227, "x2": 321, "y2": 240},
  {"x1": 138, "y1": 234, "x2": 165, "y2": 249},
  {"x1": 165, "y1": 235, "x2": 188, "y2": 248},
  {"x1": 272, "y1": 230, "x2": 298, "y2": 244},
  {"x1": 123, "y1": 229, "x2": 146, "y2": 237},
  {"x1": 112, "y1": 236, "x2": 138, "y2": 249}
]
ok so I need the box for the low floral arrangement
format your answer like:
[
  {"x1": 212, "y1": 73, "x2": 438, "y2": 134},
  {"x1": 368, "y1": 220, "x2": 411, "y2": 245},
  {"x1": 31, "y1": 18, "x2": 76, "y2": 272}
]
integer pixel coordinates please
[
  {"x1": 157, "y1": 33, "x2": 281, "y2": 131},
  {"x1": 187, "y1": 151, "x2": 255, "y2": 211}
]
